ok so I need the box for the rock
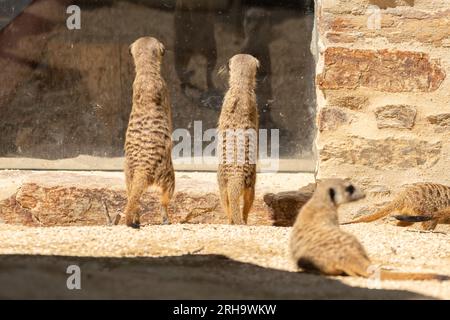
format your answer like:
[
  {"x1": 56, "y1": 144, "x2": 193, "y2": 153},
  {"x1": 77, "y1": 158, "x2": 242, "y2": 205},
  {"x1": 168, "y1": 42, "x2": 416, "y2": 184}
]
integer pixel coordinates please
[
  {"x1": 320, "y1": 137, "x2": 442, "y2": 169},
  {"x1": 0, "y1": 172, "x2": 278, "y2": 227},
  {"x1": 263, "y1": 183, "x2": 315, "y2": 226},
  {"x1": 328, "y1": 96, "x2": 369, "y2": 110},
  {"x1": 427, "y1": 113, "x2": 450, "y2": 127},
  {"x1": 374, "y1": 105, "x2": 417, "y2": 129},
  {"x1": 325, "y1": 9, "x2": 450, "y2": 47},
  {"x1": 318, "y1": 107, "x2": 350, "y2": 132},
  {"x1": 369, "y1": 0, "x2": 414, "y2": 8},
  {"x1": 317, "y1": 48, "x2": 445, "y2": 92}
]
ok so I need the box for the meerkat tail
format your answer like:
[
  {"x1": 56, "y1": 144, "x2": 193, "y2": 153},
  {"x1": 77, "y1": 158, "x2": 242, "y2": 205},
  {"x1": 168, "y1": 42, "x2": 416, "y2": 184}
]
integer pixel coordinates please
[
  {"x1": 341, "y1": 205, "x2": 395, "y2": 225},
  {"x1": 379, "y1": 270, "x2": 449, "y2": 281},
  {"x1": 393, "y1": 215, "x2": 434, "y2": 223},
  {"x1": 227, "y1": 179, "x2": 244, "y2": 225}
]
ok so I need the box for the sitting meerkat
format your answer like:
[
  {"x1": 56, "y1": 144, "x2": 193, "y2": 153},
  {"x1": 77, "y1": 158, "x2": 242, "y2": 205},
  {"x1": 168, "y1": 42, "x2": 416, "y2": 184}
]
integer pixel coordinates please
[
  {"x1": 342, "y1": 182, "x2": 450, "y2": 230},
  {"x1": 289, "y1": 179, "x2": 448, "y2": 280},
  {"x1": 217, "y1": 54, "x2": 260, "y2": 225},
  {"x1": 115, "y1": 37, "x2": 175, "y2": 229}
]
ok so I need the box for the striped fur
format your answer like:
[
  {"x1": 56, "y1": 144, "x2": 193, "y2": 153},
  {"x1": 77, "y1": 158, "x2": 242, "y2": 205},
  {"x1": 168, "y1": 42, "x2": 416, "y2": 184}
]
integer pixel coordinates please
[
  {"x1": 342, "y1": 183, "x2": 450, "y2": 230},
  {"x1": 116, "y1": 37, "x2": 175, "y2": 228},
  {"x1": 290, "y1": 179, "x2": 448, "y2": 280},
  {"x1": 217, "y1": 54, "x2": 259, "y2": 225}
]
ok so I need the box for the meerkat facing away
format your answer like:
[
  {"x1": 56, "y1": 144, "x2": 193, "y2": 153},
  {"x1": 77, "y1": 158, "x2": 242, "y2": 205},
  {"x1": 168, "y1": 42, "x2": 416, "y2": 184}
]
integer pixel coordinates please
[
  {"x1": 116, "y1": 37, "x2": 175, "y2": 228},
  {"x1": 217, "y1": 54, "x2": 260, "y2": 225},
  {"x1": 290, "y1": 179, "x2": 448, "y2": 280},
  {"x1": 342, "y1": 183, "x2": 450, "y2": 231}
]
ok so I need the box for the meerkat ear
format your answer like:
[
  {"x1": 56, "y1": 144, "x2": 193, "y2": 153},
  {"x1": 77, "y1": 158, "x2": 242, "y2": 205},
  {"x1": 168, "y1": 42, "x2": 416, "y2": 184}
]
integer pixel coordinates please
[
  {"x1": 218, "y1": 64, "x2": 228, "y2": 76},
  {"x1": 254, "y1": 58, "x2": 260, "y2": 69},
  {"x1": 159, "y1": 43, "x2": 166, "y2": 56},
  {"x1": 328, "y1": 188, "x2": 336, "y2": 204},
  {"x1": 128, "y1": 44, "x2": 133, "y2": 56}
]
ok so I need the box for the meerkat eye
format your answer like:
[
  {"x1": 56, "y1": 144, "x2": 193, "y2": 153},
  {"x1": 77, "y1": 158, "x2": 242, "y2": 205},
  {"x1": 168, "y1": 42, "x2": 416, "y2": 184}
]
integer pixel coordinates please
[
  {"x1": 345, "y1": 185, "x2": 355, "y2": 195},
  {"x1": 328, "y1": 188, "x2": 336, "y2": 203}
]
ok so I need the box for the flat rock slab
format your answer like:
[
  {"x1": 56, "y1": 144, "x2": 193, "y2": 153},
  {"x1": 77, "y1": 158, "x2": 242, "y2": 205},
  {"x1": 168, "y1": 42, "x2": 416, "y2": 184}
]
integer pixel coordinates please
[{"x1": 0, "y1": 170, "x2": 315, "y2": 227}]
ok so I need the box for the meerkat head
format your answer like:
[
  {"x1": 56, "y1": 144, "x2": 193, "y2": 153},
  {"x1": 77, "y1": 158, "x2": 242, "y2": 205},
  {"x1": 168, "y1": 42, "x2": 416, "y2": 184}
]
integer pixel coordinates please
[
  {"x1": 129, "y1": 36, "x2": 165, "y2": 67},
  {"x1": 317, "y1": 179, "x2": 365, "y2": 207},
  {"x1": 244, "y1": 7, "x2": 271, "y2": 36},
  {"x1": 228, "y1": 54, "x2": 260, "y2": 87}
]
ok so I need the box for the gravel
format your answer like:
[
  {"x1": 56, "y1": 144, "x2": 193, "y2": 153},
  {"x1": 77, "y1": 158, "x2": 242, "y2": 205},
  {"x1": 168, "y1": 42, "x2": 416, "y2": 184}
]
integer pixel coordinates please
[{"x1": 0, "y1": 222, "x2": 449, "y2": 299}]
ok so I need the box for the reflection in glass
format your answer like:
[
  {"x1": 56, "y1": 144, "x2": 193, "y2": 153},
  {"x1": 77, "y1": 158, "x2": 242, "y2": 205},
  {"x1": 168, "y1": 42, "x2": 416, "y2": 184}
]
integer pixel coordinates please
[{"x1": 0, "y1": 0, "x2": 315, "y2": 167}]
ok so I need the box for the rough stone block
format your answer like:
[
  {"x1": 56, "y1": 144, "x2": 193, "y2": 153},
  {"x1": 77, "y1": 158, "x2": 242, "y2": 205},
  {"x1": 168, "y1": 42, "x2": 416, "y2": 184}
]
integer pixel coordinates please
[
  {"x1": 263, "y1": 183, "x2": 315, "y2": 227},
  {"x1": 318, "y1": 107, "x2": 350, "y2": 131},
  {"x1": 317, "y1": 48, "x2": 445, "y2": 92},
  {"x1": 320, "y1": 137, "x2": 442, "y2": 169},
  {"x1": 325, "y1": 9, "x2": 450, "y2": 47},
  {"x1": 328, "y1": 96, "x2": 369, "y2": 110},
  {"x1": 374, "y1": 105, "x2": 417, "y2": 129},
  {"x1": 427, "y1": 113, "x2": 450, "y2": 127}
]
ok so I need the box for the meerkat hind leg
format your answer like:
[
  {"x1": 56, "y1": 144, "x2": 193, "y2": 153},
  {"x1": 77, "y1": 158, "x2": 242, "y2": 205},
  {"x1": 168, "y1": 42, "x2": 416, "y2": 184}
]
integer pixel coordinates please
[
  {"x1": 220, "y1": 187, "x2": 232, "y2": 224},
  {"x1": 160, "y1": 187, "x2": 172, "y2": 225},
  {"x1": 421, "y1": 219, "x2": 438, "y2": 231},
  {"x1": 113, "y1": 166, "x2": 133, "y2": 225}
]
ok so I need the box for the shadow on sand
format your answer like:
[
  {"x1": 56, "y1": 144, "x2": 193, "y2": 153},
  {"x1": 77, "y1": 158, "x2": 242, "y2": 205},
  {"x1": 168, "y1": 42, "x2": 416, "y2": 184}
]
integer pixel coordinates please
[{"x1": 0, "y1": 253, "x2": 432, "y2": 299}]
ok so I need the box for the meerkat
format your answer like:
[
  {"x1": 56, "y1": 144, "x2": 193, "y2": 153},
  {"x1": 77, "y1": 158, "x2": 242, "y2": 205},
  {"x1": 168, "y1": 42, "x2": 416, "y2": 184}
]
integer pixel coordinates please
[
  {"x1": 115, "y1": 37, "x2": 175, "y2": 229},
  {"x1": 394, "y1": 207, "x2": 450, "y2": 229},
  {"x1": 342, "y1": 183, "x2": 450, "y2": 230},
  {"x1": 240, "y1": 7, "x2": 275, "y2": 131},
  {"x1": 174, "y1": 0, "x2": 217, "y2": 93},
  {"x1": 290, "y1": 179, "x2": 448, "y2": 280},
  {"x1": 217, "y1": 54, "x2": 260, "y2": 225}
]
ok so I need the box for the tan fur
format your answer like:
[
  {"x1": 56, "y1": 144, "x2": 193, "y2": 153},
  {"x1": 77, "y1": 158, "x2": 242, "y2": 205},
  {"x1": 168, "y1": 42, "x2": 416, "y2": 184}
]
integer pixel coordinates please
[
  {"x1": 342, "y1": 183, "x2": 450, "y2": 230},
  {"x1": 115, "y1": 37, "x2": 175, "y2": 228},
  {"x1": 217, "y1": 54, "x2": 260, "y2": 225},
  {"x1": 290, "y1": 179, "x2": 448, "y2": 281}
]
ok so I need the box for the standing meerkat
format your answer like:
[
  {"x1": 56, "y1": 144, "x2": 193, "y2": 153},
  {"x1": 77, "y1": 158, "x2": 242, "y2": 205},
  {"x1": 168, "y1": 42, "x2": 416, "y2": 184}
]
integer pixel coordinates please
[
  {"x1": 290, "y1": 179, "x2": 448, "y2": 280},
  {"x1": 342, "y1": 183, "x2": 450, "y2": 231},
  {"x1": 116, "y1": 36, "x2": 175, "y2": 229},
  {"x1": 217, "y1": 54, "x2": 260, "y2": 225}
]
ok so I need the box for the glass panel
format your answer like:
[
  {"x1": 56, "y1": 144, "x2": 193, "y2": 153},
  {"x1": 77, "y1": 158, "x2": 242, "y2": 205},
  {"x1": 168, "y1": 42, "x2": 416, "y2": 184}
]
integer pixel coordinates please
[{"x1": 0, "y1": 0, "x2": 315, "y2": 171}]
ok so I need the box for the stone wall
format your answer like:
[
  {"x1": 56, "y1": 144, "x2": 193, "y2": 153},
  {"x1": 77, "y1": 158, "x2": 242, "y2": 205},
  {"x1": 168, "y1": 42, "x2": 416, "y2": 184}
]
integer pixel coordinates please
[{"x1": 313, "y1": 0, "x2": 450, "y2": 215}]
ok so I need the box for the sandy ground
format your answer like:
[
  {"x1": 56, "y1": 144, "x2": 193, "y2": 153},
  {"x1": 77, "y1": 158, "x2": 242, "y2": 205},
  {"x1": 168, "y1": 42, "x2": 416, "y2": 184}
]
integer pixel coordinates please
[
  {"x1": 0, "y1": 170, "x2": 448, "y2": 299},
  {"x1": 0, "y1": 222, "x2": 449, "y2": 299}
]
